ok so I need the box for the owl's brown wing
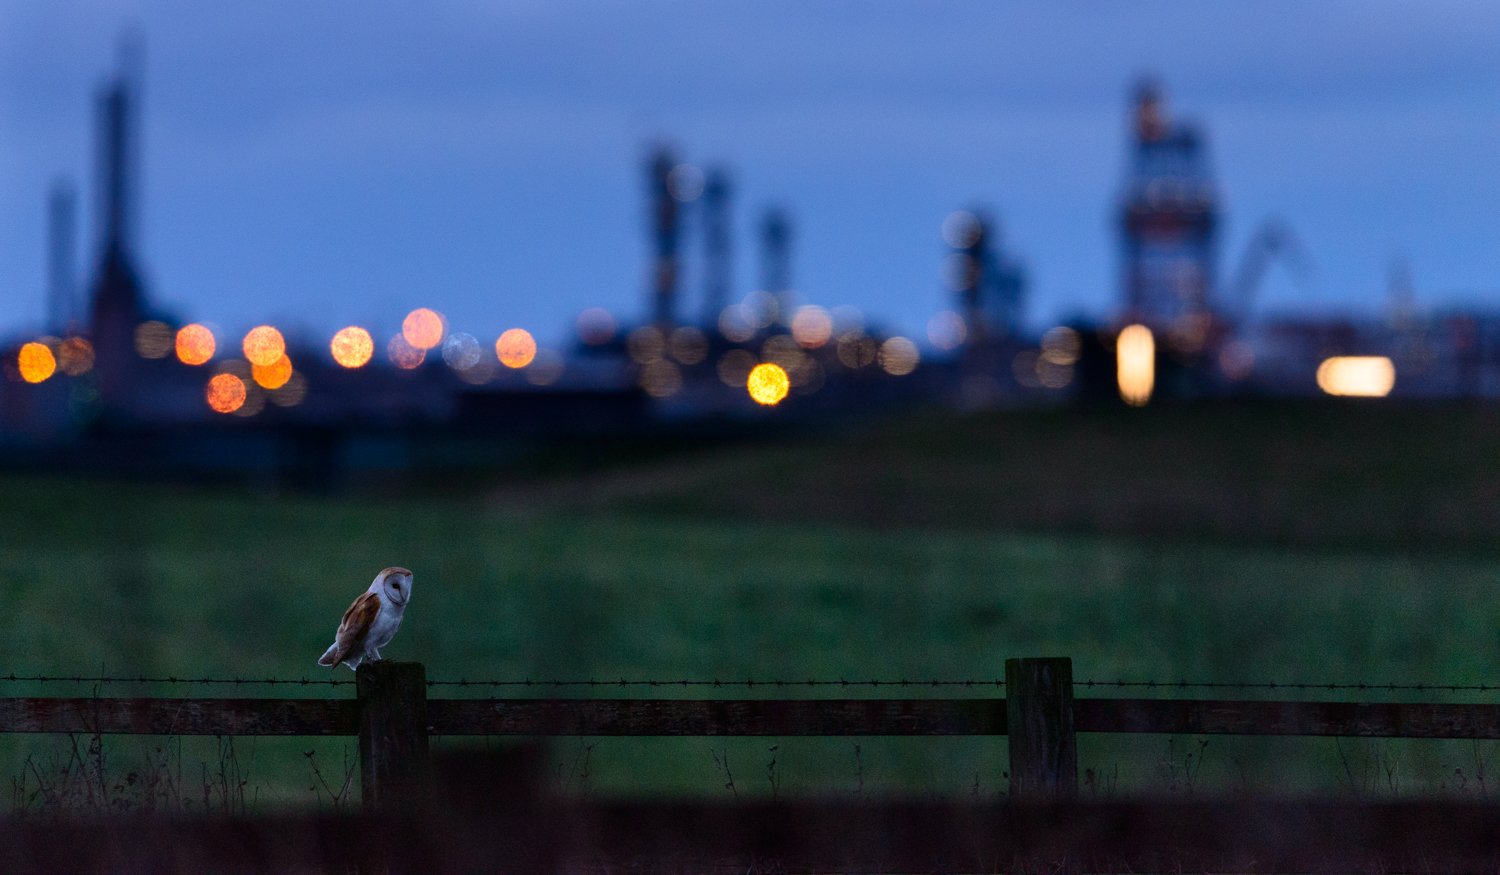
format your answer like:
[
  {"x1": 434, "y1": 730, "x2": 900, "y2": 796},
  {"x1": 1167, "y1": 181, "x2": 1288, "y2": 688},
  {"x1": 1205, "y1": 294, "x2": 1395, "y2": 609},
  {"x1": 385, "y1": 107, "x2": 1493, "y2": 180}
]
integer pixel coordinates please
[{"x1": 319, "y1": 591, "x2": 382, "y2": 667}]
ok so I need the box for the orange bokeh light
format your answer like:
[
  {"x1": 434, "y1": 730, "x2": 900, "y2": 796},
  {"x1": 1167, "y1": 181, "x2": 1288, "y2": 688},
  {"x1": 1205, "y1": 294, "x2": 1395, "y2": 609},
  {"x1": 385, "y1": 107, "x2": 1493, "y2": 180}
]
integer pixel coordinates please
[
  {"x1": 330, "y1": 326, "x2": 374, "y2": 368},
  {"x1": 496, "y1": 328, "x2": 537, "y2": 369},
  {"x1": 242, "y1": 326, "x2": 286, "y2": 367},
  {"x1": 252, "y1": 353, "x2": 293, "y2": 389},
  {"x1": 388, "y1": 334, "x2": 425, "y2": 369},
  {"x1": 17, "y1": 342, "x2": 56, "y2": 383},
  {"x1": 206, "y1": 373, "x2": 247, "y2": 413},
  {"x1": 402, "y1": 308, "x2": 445, "y2": 350},
  {"x1": 746, "y1": 362, "x2": 789, "y2": 405},
  {"x1": 176, "y1": 324, "x2": 216, "y2": 365}
]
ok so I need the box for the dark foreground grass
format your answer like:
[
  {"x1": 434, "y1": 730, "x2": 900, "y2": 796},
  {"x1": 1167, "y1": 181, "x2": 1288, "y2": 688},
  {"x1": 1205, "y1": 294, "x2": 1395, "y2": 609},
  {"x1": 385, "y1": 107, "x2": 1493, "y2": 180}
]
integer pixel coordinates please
[{"x1": 0, "y1": 459, "x2": 1498, "y2": 801}]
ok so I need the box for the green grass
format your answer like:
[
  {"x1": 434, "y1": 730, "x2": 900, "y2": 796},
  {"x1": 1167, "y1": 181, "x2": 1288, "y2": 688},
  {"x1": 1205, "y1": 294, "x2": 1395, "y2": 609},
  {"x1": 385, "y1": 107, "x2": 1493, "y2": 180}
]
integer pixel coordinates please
[
  {"x1": 529, "y1": 400, "x2": 1500, "y2": 551},
  {"x1": 3, "y1": 401, "x2": 1500, "y2": 802}
]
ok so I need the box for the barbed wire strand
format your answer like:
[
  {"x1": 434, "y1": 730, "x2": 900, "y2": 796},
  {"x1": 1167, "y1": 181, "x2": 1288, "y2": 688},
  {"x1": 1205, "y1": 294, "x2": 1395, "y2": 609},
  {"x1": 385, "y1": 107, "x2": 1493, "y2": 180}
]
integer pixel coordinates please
[{"x1": 0, "y1": 674, "x2": 1498, "y2": 693}]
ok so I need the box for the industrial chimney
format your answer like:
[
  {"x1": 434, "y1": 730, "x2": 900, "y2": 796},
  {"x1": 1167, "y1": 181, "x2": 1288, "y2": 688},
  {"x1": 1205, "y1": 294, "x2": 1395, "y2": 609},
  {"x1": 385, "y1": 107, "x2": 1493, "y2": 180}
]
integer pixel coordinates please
[
  {"x1": 646, "y1": 147, "x2": 680, "y2": 328},
  {"x1": 700, "y1": 168, "x2": 732, "y2": 326},
  {"x1": 88, "y1": 46, "x2": 151, "y2": 413},
  {"x1": 47, "y1": 181, "x2": 77, "y2": 334},
  {"x1": 759, "y1": 208, "x2": 792, "y2": 320}
]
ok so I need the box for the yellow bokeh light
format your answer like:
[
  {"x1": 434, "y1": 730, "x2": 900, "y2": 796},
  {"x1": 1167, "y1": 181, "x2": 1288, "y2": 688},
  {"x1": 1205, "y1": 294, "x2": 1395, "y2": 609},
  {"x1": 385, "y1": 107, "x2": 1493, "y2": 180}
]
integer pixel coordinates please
[
  {"x1": 1116, "y1": 324, "x2": 1155, "y2": 406},
  {"x1": 402, "y1": 308, "x2": 445, "y2": 350},
  {"x1": 242, "y1": 326, "x2": 286, "y2": 367},
  {"x1": 927, "y1": 311, "x2": 967, "y2": 351},
  {"x1": 205, "y1": 373, "x2": 247, "y2": 413},
  {"x1": 761, "y1": 334, "x2": 808, "y2": 374},
  {"x1": 388, "y1": 334, "x2": 426, "y2": 369},
  {"x1": 747, "y1": 362, "x2": 789, "y2": 405},
  {"x1": 628, "y1": 326, "x2": 666, "y2": 364},
  {"x1": 790, "y1": 306, "x2": 833, "y2": 349},
  {"x1": 1317, "y1": 356, "x2": 1395, "y2": 397},
  {"x1": 669, "y1": 326, "x2": 708, "y2": 365},
  {"x1": 496, "y1": 328, "x2": 537, "y2": 369},
  {"x1": 878, "y1": 337, "x2": 920, "y2": 375},
  {"x1": 58, "y1": 337, "x2": 94, "y2": 376},
  {"x1": 837, "y1": 334, "x2": 877, "y2": 369},
  {"x1": 640, "y1": 360, "x2": 682, "y2": 397},
  {"x1": 270, "y1": 371, "x2": 308, "y2": 407},
  {"x1": 176, "y1": 324, "x2": 216, "y2": 365},
  {"x1": 718, "y1": 304, "x2": 756, "y2": 343},
  {"x1": 330, "y1": 326, "x2": 374, "y2": 368},
  {"x1": 1041, "y1": 326, "x2": 1082, "y2": 365},
  {"x1": 134, "y1": 321, "x2": 174, "y2": 359},
  {"x1": 17, "y1": 342, "x2": 56, "y2": 383},
  {"x1": 252, "y1": 353, "x2": 293, "y2": 389},
  {"x1": 717, "y1": 349, "x2": 758, "y2": 386},
  {"x1": 233, "y1": 383, "x2": 265, "y2": 417}
]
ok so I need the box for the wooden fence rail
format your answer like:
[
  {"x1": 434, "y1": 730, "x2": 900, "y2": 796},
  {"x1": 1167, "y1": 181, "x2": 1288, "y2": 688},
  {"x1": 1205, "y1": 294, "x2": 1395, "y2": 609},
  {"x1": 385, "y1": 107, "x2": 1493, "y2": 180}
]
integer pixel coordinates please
[
  {"x1": 7, "y1": 658, "x2": 1500, "y2": 805},
  {"x1": 6, "y1": 695, "x2": 1498, "y2": 739}
]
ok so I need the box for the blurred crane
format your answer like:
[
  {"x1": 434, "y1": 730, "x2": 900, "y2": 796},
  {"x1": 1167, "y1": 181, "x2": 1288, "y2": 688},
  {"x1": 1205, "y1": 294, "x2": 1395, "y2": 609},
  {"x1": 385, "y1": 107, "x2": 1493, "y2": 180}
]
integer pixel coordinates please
[{"x1": 1222, "y1": 218, "x2": 1315, "y2": 331}]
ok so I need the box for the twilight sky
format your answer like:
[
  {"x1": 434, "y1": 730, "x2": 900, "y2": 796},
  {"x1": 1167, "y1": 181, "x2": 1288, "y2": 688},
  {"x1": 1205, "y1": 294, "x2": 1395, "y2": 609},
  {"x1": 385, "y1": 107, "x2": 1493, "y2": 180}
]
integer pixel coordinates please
[{"x1": 1, "y1": 1, "x2": 1497, "y2": 348}]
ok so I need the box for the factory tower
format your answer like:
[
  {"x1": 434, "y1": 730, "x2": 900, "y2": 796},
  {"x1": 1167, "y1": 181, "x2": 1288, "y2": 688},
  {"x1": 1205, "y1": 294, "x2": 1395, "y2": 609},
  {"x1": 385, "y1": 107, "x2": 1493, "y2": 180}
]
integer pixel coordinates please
[
  {"x1": 89, "y1": 67, "x2": 151, "y2": 412},
  {"x1": 1118, "y1": 81, "x2": 1220, "y2": 357}
]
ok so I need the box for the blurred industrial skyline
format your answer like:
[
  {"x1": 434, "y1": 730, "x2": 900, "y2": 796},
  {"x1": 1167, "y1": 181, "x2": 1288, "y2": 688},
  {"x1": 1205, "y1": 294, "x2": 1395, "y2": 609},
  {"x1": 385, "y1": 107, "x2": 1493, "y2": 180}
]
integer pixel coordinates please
[{"x1": 1, "y1": 1, "x2": 1498, "y2": 346}]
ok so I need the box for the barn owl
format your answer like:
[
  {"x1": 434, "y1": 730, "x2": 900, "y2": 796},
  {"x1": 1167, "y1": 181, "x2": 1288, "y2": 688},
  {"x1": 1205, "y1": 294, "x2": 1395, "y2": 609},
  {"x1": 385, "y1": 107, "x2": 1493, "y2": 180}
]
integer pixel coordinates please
[{"x1": 318, "y1": 567, "x2": 413, "y2": 670}]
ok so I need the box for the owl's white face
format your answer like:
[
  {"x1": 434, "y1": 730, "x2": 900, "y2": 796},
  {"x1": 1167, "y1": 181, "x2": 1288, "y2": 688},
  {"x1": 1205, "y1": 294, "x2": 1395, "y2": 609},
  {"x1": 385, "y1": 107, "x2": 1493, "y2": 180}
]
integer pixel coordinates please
[{"x1": 379, "y1": 567, "x2": 413, "y2": 606}]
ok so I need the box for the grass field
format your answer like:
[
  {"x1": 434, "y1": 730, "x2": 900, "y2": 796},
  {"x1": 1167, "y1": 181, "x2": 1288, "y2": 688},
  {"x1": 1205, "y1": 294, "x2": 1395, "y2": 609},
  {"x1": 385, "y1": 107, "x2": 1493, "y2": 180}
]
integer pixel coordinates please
[
  {"x1": 3, "y1": 400, "x2": 1500, "y2": 805},
  {"x1": 526, "y1": 399, "x2": 1500, "y2": 551}
]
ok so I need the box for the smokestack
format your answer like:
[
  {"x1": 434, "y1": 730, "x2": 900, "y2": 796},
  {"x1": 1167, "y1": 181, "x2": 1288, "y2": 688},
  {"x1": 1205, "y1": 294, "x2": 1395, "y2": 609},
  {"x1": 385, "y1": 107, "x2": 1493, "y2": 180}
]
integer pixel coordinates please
[
  {"x1": 954, "y1": 212, "x2": 989, "y2": 344},
  {"x1": 760, "y1": 208, "x2": 792, "y2": 318},
  {"x1": 647, "y1": 147, "x2": 679, "y2": 328},
  {"x1": 700, "y1": 169, "x2": 731, "y2": 326},
  {"x1": 96, "y1": 78, "x2": 133, "y2": 256},
  {"x1": 47, "y1": 181, "x2": 77, "y2": 334},
  {"x1": 97, "y1": 30, "x2": 143, "y2": 258},
  {"x1": 88, "y1": 33, "x2": 150, "y2": 415}
]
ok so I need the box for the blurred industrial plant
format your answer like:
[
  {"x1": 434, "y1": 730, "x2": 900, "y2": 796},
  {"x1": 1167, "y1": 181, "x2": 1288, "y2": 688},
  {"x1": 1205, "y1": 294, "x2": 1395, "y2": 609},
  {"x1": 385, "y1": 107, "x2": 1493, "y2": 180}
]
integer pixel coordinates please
[{"x1": 0, "y1": 58, "x2": 1489, "y2": 478}]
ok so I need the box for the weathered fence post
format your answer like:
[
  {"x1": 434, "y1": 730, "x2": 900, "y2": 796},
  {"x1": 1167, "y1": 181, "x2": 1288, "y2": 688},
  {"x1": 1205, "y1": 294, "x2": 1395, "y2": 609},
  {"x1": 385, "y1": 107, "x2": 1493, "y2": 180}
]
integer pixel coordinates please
[
  {"x1": 1005, "y1": 657, "x2": 1077, "y2": 800},
  {"x1": 357, "y1": 661, "x2": 429, "y2": 810}
]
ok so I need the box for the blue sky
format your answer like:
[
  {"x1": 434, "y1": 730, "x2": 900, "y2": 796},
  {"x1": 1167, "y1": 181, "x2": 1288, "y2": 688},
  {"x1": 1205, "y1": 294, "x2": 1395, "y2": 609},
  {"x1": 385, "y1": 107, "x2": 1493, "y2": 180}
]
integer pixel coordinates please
[{"x1": 1, "y1": 1, "x2": 1497, "y2": 347}]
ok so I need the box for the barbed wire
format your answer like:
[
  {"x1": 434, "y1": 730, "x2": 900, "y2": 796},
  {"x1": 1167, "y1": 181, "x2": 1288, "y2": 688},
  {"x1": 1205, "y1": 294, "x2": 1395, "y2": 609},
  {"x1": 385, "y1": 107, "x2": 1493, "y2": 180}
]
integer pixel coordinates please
[
  {"x1": 1078, "y1": 680, "x2": 1500, "y2": 693},
  {"x1": 0, "y1": 674, "x2": 352, "y2": 686},
  {"x1": 2, "y1": 674, "x2": 1499, "y2": 694}
]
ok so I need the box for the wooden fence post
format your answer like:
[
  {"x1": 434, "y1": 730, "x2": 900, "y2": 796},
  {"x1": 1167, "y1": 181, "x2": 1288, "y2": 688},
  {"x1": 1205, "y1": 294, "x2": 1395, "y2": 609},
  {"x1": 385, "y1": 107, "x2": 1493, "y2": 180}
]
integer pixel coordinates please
[
  {"x1": 357, "y1": 661, "x2": 429, "y2": 811},
  {"x1": 1006, "y1": 657, "x2": 1077, "y2": 800}
]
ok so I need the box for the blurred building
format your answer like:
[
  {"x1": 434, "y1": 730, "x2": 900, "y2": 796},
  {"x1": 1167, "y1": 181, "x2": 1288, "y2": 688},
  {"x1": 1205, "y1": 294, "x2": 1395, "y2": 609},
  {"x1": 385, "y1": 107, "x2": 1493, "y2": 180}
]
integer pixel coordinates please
[
  {"x1": 12, "y1": 61, "x2": 1500, "y2": 481},
  {"x1": 949, "y1": 210, "x2": 1024, "y2": 344},
  {"x1": 1118, "y1": 80, "x2": 1222, "y2": 374}
]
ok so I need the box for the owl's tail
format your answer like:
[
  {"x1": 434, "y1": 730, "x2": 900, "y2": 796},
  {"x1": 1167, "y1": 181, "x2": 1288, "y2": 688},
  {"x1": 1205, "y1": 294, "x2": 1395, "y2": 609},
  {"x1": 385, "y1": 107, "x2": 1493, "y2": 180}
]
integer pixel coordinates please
[{"x1": 318, "y1": 643, "x2": 341, "y2": 668}]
